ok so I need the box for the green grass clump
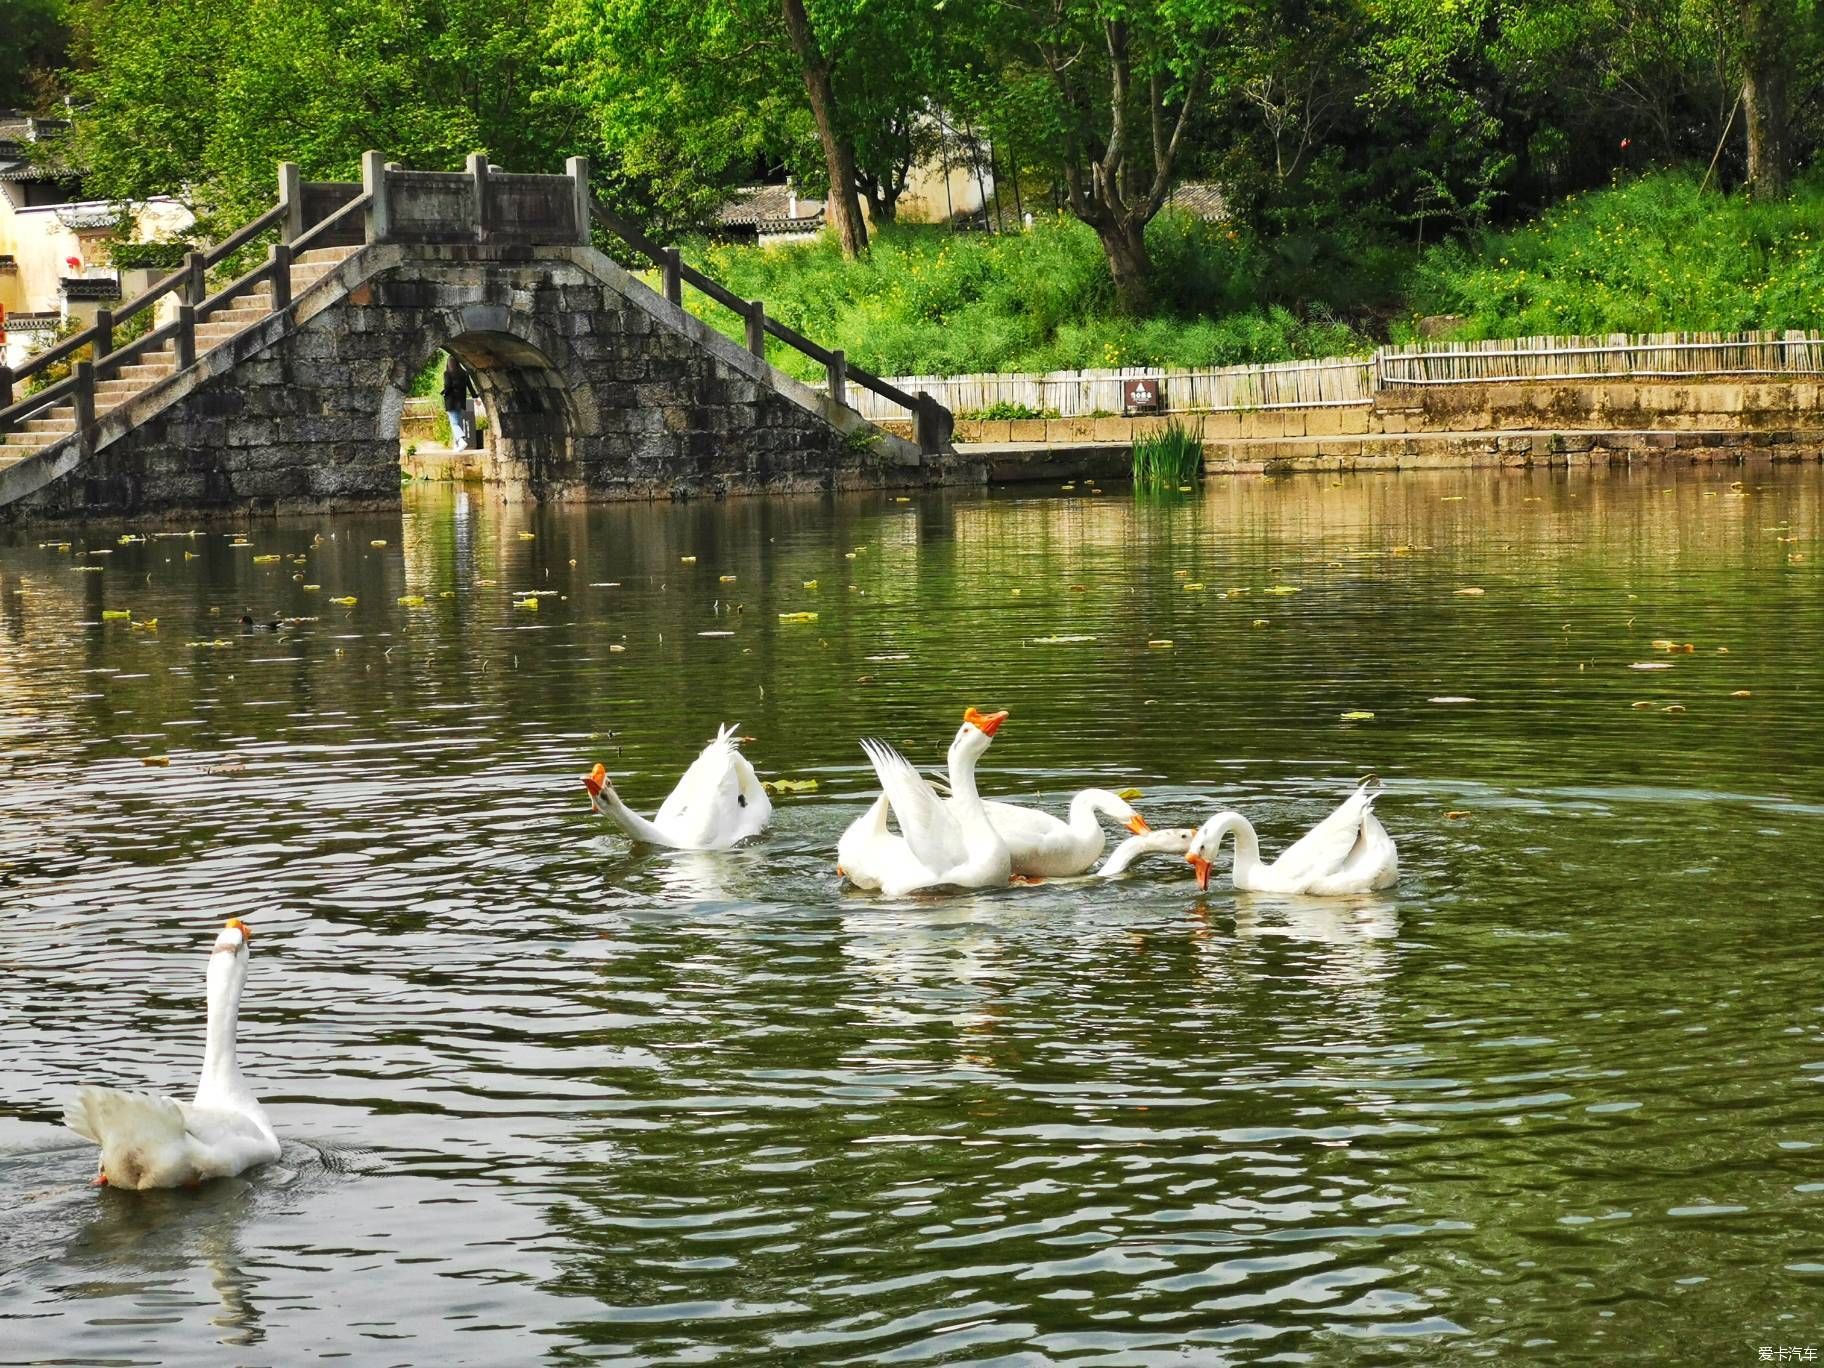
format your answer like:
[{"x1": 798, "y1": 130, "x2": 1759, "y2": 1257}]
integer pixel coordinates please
[
  {"x1": 1407, "y1": 170, "x2": 1824, "y2": 338},
  {"x1": 673, "y1": 214, "x2": 1374, "y2": 382},
  {"x1": 1131, "y1": 421, "x2": 1203, "y2": 491}
]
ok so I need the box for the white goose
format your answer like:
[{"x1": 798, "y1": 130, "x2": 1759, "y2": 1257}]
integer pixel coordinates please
[
  {"x1": 840, "y1": 708, "x2": 1013, "y2": 896},
  {"x1": 63, "y1": 919, "x2": 281, "y2": 1190},
  {"x1": 972, "y1": 789, "x2": 1150, "y2": 878},
  {"x1": 584, "y1": 723, "x2": 771, "y2": 850},
  {"x1": 1094, "y1": 826, "x2": 1197, "y2": 878},
  {"x1": 1185, "y1": 782, "x2": 1398, "y2": 896}
]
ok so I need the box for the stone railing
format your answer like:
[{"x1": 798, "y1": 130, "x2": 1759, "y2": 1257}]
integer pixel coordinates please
[{"x1": 0, "y1": 150, "x2": 953, "y2": 456}]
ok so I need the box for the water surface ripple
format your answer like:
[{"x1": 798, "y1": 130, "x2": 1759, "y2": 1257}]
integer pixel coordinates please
[{"x1": 2, "y1": 465, "x2": 1821, "y2": 1363}]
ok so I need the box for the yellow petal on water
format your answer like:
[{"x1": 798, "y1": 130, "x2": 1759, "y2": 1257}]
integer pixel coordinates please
[
  {"x1": 518, "y1": 531, "x2": 537, "y2": 541},
  {"x1": 1173, "y1": 569, "x2": 1189, "y2": 578},
  {"x1": 397, "y1": 595, "x2": 426, "y2": 607},
  {"x1": 1178, "y1": 485, "x2": 1193, "y2": 492},
  {"x1": 252, "y1": 554, "x2": 281, "y2": 564},
  {"x1": 302, "y1": 584, "x2": 320, "y2": 591},
  {"x1": 515, "y1": 597, "x2": 539, "y2": 610},
  {"x1": 369, "y1": 539, "x2": 387, "y2": 548},
  {"x1": 1147, "y1": 639, "x2": 1174, "y2": 648},
  {"x1": 1010, "y1": 587, "x2": 1021, "y2": 596},
  {"x1": 778, "y1": 611, "x2": 819, "y2": 623},
  {"x1": 142, "y1": 755, "x2": 171, "y2": 767},
  {"x1": 1650, "y1": 638, "x2": 1676, "y2": 650},
  {"x1": 1339, "y1": 710, "x2": 1375, "y2": 721},
  {"x1": 679, "y1": 554, "x2": 696, "y2": 563},
  {"x1": 440, "y1": 590, "x2": 455, "y2": 599},
  {"x1": 762, "y1": 778, "x2": 820, "y2": 793},
  {"x1": 1454, "y1": 587, "x2": 1485, "y2": 597},
  {"x1": 101, "y1": 609, "x2": 130, "y2": 621},
  {"x1": 1116, "y1": 788, "x2": 1143, "y2": 801},
  {"x1": 1730, "y1": 689, "x2": 1752, "y2": 698},
  {"x1": 1182, "y1": 582, "x2": 1205, "y2": 591},
  {"x1": 330, "y1": 596, "x2": 357, "y2": 606},
  {"x1": 802, "y1": 580, "x2": 819, "y2": 589},
  {"x1": 1440, "y1": 495, "x2": 1464, "y2": 502},
  {"x1": 719, "y1": 574, "x2": 738, "y2": 583},
  {"x1": 894, "y1": 496, "x2": 911, "y2": 503}
]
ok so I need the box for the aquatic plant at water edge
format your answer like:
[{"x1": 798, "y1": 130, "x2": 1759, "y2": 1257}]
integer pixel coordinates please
[{"x1": 1131, "y1": 421, "x2": 1203, "y2": 490}]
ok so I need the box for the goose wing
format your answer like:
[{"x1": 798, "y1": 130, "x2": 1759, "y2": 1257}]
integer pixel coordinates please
[
  {"x1": 860, "y1": 738, "x2": 967, "y2": 873},
  {"x1": 655, "y1": 724, "x2": 770, "y2": 848},
  {"x1": 1270, "y1": 784, "x2": 1376, "y2": 882}
]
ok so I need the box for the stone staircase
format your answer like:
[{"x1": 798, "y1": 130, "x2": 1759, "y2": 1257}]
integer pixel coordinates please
[{"x1": 0, "y1": 245, "x2": 359, "y2": 471}]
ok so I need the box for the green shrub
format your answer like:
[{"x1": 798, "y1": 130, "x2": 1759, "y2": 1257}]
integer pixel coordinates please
[{"x1": 962, "y1": 401, "x2": 1060, "y2": 420}]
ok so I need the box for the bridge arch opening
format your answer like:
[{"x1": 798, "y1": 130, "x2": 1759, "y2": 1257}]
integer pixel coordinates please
[{"x1": 385, "y1": 307, "x2": 587, "y2": 497}]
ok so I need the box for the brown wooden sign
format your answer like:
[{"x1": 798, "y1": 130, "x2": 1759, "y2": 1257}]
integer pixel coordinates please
[{"x1": 1122, "y1": 377, "x2": 1162, "y2": 414}]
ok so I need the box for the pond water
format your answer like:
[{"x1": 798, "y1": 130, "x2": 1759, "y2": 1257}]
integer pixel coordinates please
[{"x1": 2, "y1": 465, "x2": 1821, "y2": 1364}]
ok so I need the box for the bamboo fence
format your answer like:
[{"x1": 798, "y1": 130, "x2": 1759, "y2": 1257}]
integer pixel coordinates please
[{"x1": 830, "y1": 330, "x2": 1824, "y2": 421}]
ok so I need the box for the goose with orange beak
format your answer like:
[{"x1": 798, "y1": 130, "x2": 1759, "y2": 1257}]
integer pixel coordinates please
[
  {"x1": 967, "y1": 786, "x2": 1149, "y2": 879},
  {"x1": 840, "y1": 707, "x2": 1014, "y2": 895},
  {"x1": 63, "y1": 919, "x2": 281, "y2": 1190},
  {"x1": 1184, "y1": 780, "x2": 1398, "y2": 896},
  {"x1": 583, "y1": 723, "x2": 770, "y2": 850}
]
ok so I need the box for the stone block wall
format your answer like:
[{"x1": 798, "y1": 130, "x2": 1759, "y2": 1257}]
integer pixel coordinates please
[{"x1": 5, "y1": 243, "x2": 974, "y2": 523}]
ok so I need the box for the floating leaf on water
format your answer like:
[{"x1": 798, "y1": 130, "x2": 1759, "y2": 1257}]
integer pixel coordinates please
[
  {"x1": 1629, "y1": 662, "x2": 1672, "y2": 671},
  {"x1": 130, "y1": 618, "x2": 158, "y2": 631},
  {"x1": 762, "y1": 778, "x2": 820, "y2": 794},
  {"x1": 302, "y1": 583, "x2": 320, "y2": 591},
  {"x1": 188, "y1": 639, "x2": 234, "y2": 649},
  {"x1": 801, "y1": 580, "x2": 819, "y2": 589},
  {"x1": 1116, "y1": 788, "x2": 1143, "y2": 801},
  {"x1": 1445, "y1": 810, "x2": 1471, "y2": 820},
  {"x1": 1010, "y1": 588, "x2": 1021, "y2": 596},
  {"x1": 679, "y1": 554, "x2": 696, "y2": 564},
  {"x1": 397, "y1": 595, "x2": 427, "y2": 607},
  {"x1": 718, "y1": 574, "x2": 738, "y2": 583},
  {"x1": 1454, "y1": 587, "x2": 1485, "y2": 597},
  {"x1": 1663, "y1": 704, "x2": 1687, "y2": 714},
  {"x1": 1631, "y1": 700, "x2": 1656, "y2": 709},
  {"x1": 252, "y1": 554, "x2": 280, "y2": 565},
  {"x1": 608, "y1": 643, "x2": 626, "y2": 653},
  {"x1": 101, "y1": 609, "x2": 131, "y2": 621},
  {"x1": 518, "y1": 531, "x2": 537, "y2": 541},
  {"x1": 778, "y1": 611, "x2": 819, "y2": 623},
  {"x1": 1441, "y1": 495, "x2": 1465, "y2": 502},
  {"x1": 369, "y1": 539, "x2": 387, "y2": 548},
  {"x1": 329, "y1": 596, "x2": 357, "y2": 607},
  {"x1": 844, "y1": 552, "x2": 857, "y2": 560},
  {"x1": 1182, "y1": 582, "x2": 1205, "y2": 591},
  {"x1": 1730, "y1": 689, "x2": 1752, "y2": 698},
  {"x1": 1650, "y1": 638, "x2": 1676, "y2": 650},
  {"x1": 855, "y1": 674, "x2": 875, "y2": 684},
  {"x1": 866, "y1": 653, "x2": 910, "y2": 662},
  {"x1": 1172, "y1": 569, "x2": 1189, "y2": 578},
  {"x1": 1250, "y1": 618, "x2": 1269, "y2": 628},
  {"x1": 1339, "y1": 710, "x2": 1375, "y2": 721},
  {"x1": 1428, "y1": 696, "x2": 1477, "y2": 704},
  {"x1": 515, "y1": 597, "x2": 539, "y2": 610},
  {"x1": 1147, "y1": 639, "x2": 1174, "y2": 648},
  {"x1": 1031, "y1": 634, "x2": 1096, "y2": 644},
  {"x1": 142, "y1": 755, "x2": 171, "y2": 767},
  {"x1": 1715, "y1": 646, "x2": 1730, "y2": 654},
  {"x1": 1265, "y1": 584, "x2": 1301, "y2": 595},
  {"x1": 894, "y1": 496, "x2": 911, "y2": 503},
  {"x1": 183, "y1": 551, "x2": 200, "y2": 560},
  {"x1": 698, "y1": 630, "x2": 735, "y2": 637}
]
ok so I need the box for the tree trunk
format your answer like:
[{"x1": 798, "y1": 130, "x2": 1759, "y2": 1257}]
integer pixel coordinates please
[
  {"x1": 779, "y1": 0, "x2": 869, "y2": 257},
  {"x1": 1741, "y1": 0, "x2": 1791, "y2": 198},
  {"x1": 1097, "y1": 222, "x2": 1152, "y2": 316}
]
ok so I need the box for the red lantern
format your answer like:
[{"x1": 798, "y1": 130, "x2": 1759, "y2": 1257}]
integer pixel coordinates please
[
  {"x1": 65, "y1": 255, "x2": 81, "y2": 270},
  {"x1": 1619, "y1": 138, "x2": 1631, "y2": 150}
]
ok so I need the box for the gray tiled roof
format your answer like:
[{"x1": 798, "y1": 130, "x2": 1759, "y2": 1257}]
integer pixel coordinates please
[
  {"x1": 1167, "y1": 181, "x2": 1228, "y2": 221},
  {"x1": 715, "y1": 184, "x2": 824, "y2": 229}
]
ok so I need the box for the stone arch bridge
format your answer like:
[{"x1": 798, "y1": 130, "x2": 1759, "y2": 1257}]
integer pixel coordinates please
[{"x1": 0, "y1": 154, "x2": 968, "y2": 522}]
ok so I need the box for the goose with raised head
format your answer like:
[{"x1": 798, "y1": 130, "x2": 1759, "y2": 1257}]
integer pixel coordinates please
[
  {"x1": 1185, "y1": 782, "x2": 1398, "y2": 896},
  {"x1": 1094, "y1": 826, "x2": 1197, "y2": 878},
  {"x1": 840, "y1": 707, "x2": 1014, "y2": 896},
  {"x1": 63, "y1": 919, "x2": 281, "y2": 1190},
  {"x1": 583, "y1": 723, "x2": 771, "y2": 850}
]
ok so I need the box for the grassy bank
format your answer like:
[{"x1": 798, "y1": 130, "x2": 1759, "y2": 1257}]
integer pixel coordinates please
[{"x1": 669, "y1": 170, "x2": 1824, "y2": 382}]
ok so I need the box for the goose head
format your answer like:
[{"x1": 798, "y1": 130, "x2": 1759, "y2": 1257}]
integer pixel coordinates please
[
  {"x1": 947, "y1": 706, "x2": 1007, "y2": 769},
  {"x1": 582, "y1": 762, "x2": 612, "y2": 813},
  {"x1": 212, "y1": 918, "x2": 251, "y2": 956},
  {"x1": 1184, "y1": 813, "x2": 1235, "y2": 890}
]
